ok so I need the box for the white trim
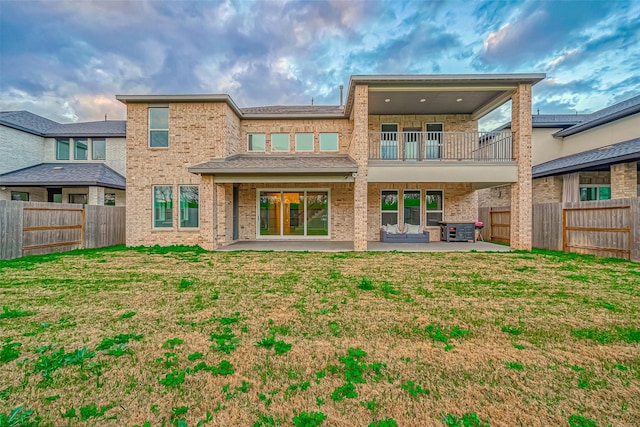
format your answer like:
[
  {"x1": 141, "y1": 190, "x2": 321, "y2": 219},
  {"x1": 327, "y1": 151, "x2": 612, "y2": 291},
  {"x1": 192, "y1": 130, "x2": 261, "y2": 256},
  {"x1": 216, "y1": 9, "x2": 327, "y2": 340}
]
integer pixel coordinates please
[
  {"x1": 178, "y1": 185, "x2": 200, "y2": 230},
  {"x1": 256, "y1": 188, "x2": 331, "y2": 239},
  {"x1": 247, "y1": 133, "x2": 266, "y2": 152},
  {"x1": 270, "y1": 133, "x2": 290, "y2": 152},
  {"x1": 148, "y1": 107, "x2": 169, "y2": 148}
]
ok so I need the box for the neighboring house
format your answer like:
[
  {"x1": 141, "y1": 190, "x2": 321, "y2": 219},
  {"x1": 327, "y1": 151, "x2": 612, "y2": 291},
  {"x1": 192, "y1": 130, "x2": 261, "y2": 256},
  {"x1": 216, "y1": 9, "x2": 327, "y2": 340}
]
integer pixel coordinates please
[
  {"x1": 116, "y1": 73, "x2": 544, "y2": 251},
  {"x1": 0, "y1": 111, "x2": 127, "y2": 205},
  {"x1": 479, "y1": 94, "x2": 640, "y2": 206}
]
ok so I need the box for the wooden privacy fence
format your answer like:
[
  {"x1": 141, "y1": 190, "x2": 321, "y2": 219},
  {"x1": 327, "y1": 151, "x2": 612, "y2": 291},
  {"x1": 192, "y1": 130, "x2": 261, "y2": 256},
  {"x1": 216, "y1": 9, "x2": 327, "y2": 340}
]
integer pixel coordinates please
[
  {"x1": 480, "y1": 197, "x2": 640, "y2": 262},
  {"x1": 0, "y1": 201, "x2": 126, "y2": 260}
]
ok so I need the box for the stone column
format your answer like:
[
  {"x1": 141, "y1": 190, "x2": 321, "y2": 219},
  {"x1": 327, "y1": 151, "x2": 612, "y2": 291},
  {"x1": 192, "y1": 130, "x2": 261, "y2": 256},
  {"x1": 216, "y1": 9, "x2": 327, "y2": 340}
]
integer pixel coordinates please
[
  {"x1": 510, "y1": 83, "x2": 533, "y2": 250},
  {"x1": 352, "y1": 84, "x2": 369, "y2": 251},
  {"x1": 199, "y1": 175, "x2": 215, "y2": 251},
  {"x1": 88, "y1": 186, "x2": 105, "y2": 205},
  {"x1": 611, "y1": 162, "x2": 638, "y2": 199},
  {"x1": 215, "y1": 182, "x2": 227, "y2": 249}
]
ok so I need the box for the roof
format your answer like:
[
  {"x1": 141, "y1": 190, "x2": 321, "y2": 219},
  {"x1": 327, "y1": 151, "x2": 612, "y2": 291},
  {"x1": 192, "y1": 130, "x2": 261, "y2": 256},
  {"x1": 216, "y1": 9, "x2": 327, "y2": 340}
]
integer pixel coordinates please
[
  {"x1": 188, "y1": 154, "x2": 358, "y2": 174},
  {"x1": 45, "y1": 120, "x2": 126, "y2": 137},
  {"x1": 554, "y1": 94, "x2": 640, "y2": 137},
  {"x1": 494, "y1": 113, "x2": 590, "y2": 131},
  {"x1": 0, "y1": 163, "x2": 126, "y2": 189},
  {"x1": 532, "y1": 137, "x2": 640, "y2": 178},
  {"x1": 0, "y1": 111, "x2": 59, "y2": 135},
  {"x1": 240, "y1": 105, "x2": 345, "y2": 118}
]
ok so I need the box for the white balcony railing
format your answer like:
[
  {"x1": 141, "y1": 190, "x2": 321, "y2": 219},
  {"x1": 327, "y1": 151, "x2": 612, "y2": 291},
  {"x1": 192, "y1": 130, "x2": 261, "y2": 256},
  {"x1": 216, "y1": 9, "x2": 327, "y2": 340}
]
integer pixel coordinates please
[{"x1": 368, "y1": 131, "x2": 513, "y2": 162}]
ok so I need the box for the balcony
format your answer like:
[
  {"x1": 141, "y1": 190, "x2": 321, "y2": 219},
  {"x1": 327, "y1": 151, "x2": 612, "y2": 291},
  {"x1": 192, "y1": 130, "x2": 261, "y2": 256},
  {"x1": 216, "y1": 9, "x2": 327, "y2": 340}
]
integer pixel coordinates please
[{"x1": 368, "y1": 131, "x2": 513, "y2": 162}]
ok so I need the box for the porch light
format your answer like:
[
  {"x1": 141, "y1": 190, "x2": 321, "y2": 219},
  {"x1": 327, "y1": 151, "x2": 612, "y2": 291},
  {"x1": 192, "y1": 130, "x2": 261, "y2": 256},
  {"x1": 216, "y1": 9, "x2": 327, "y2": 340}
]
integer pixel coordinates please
[{"x1": 384, "y1": 98, "x2": 391, "y2": 103}]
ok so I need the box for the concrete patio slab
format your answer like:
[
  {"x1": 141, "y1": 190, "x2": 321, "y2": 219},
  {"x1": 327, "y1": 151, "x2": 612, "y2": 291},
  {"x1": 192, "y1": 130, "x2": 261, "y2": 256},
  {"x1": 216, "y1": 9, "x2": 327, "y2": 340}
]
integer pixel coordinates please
[{"x1": 218, "y1": 240, "x2": 511, "y2": 252}]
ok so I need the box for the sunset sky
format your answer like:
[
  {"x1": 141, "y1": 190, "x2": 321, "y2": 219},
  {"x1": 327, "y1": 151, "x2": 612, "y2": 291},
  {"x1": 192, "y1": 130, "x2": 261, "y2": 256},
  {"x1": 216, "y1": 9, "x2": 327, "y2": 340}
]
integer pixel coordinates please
[{"x1": 1, "y1": 0, "x2": 638, "y2": 128}]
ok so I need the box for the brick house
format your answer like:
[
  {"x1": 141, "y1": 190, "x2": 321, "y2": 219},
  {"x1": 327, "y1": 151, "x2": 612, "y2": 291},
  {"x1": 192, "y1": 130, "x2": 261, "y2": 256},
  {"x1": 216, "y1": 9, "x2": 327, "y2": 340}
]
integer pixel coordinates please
[
  {"x1": 0, "y1": 111, "x2": 126, "y2": 205},
  {"x1": 479, "y1": 94, "x2": 640, "y2": 207},
  {"x1": 116, "y1": 73, "x2": 544, "y2": 251}
]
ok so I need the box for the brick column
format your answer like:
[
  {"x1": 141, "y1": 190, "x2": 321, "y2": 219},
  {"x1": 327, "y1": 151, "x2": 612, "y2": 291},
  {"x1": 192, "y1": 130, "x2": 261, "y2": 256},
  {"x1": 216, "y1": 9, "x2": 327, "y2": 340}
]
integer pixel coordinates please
[
  {"x1": 199, "y1": 175, "x2": 215, "y2": 251},
  {"x1": 352, "y1": 84, "x2": 369, "y2": 251},
  {"x1": 510, "y1": 84, "x2": 533, "y2": 250},
  {"x1": 611, "y1": 162, "x2": 638, "y2": 199},
  {"x1": 88, "y1": 186, "x2": 105, "y2": 205},
  {"x1": 214, "y1": 182, "x2": 227, "y2": 248}
]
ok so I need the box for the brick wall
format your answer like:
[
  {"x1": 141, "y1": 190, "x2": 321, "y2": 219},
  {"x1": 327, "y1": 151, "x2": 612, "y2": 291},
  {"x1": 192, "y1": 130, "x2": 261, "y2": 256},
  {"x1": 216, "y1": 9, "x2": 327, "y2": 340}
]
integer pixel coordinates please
[
  {"x1": 352, "y1": 85, "x2": 369, "y2": 250},
  {"x1": 611, "y1": 161, "x2": 638, "y2": 198},
  {"x1": 368, "y1": 114, "x2": 477, "y2": 132},
  {"x1": 532, "y1": 176, "x2": 562, "y2": 203}
]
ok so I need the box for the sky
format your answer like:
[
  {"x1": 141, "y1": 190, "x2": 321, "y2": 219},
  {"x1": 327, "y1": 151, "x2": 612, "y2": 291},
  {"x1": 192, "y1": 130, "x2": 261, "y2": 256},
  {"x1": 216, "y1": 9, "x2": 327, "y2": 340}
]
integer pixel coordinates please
[{"x1": 1, "y1": 0, "x2": 639, "y2": 130}]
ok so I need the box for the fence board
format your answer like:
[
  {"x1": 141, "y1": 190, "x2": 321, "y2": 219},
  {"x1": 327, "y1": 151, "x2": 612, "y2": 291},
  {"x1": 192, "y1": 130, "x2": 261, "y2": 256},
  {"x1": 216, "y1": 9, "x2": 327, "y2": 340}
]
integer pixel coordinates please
[
  {"x1": 489, "y1": 207, "x2": 510, "y2": 244},
  {"x1": 533, "y1": 203, "x2": 562, "y2": 250},
  {"x1": 0, "y1": 200, "x2": 23, "y2": 260},
  {"x1": 84, "y1": 205, "x2": 126, "y2": 248}
]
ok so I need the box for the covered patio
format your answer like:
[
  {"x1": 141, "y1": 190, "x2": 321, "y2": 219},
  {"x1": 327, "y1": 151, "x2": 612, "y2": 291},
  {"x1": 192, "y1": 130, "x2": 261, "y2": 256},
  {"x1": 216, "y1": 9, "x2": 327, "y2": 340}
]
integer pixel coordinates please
[{"x1": 217, "y1": 240, "x2": 511, "y2": 252}]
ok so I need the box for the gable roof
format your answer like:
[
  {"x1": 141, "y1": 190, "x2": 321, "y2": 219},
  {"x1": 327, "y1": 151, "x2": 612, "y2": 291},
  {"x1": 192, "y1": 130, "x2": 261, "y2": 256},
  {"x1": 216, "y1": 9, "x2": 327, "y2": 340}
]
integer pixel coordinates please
[
  {"x1": 0, "y1": 111, "x2": 59, "y2": 135},
  {"x1": 554, "y1": 94, "x2": 640, "y2": 137},
  {"x1": 532, "y1": 137, "x2": 640, "y2": 178},
  {"x1": 0, "y1": 163, "x2": 126, "y2": 189},
  {"x1": 45, "y1": 120, "x2": 126, "y2": 137}
]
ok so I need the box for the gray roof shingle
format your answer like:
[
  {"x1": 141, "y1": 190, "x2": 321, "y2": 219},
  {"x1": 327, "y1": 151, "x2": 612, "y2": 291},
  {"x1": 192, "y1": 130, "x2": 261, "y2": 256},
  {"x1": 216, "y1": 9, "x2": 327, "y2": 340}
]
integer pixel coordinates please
[
  {"x1": 189, "y1": 154, "x2": 358, "y2": 174},
  {"x1": 0, "y1": 163, "x2": 126, "y2": 189},
  {"x1": 240, "y1": 105, "x2": 344, "y2": 117},
  {"x1": 533, "y1": 137, "x2": 640, "y2": 178},
  {"x1": 45, "y1": 121, "x2": 126, "y2": 137},
  {"x1": 0, "y1": 111, "x2": 59, "y2": 135},
  {"x1": 554, "y1": 94, "x2": 640, "y2": 137}
]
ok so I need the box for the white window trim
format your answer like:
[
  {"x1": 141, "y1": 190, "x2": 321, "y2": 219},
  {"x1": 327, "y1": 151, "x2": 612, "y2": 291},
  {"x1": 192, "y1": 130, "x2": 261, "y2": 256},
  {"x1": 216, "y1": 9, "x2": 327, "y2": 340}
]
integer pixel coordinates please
[
  {"x1": 295, "y1": 133, "x2": 315, "y2": 152},
  {"x1": 319, "y1": 132, "x2": 339, "y2": 152},
  {"x1": 247, "y1": 133, "x2": 266, "y2": 152},
  {"x1": 425, "y1": 189, "x2": 444, "y2": 226},
  {"x1": 178, "y1": 185, "x2": 200, "y2": 230},
  {"x1": 148, "y1": 107, "x2": 169, "y2": 149},
  {"x1": 270, "y1": 133, "x2": 290, "y2": 152},
  {"x1": 152, "y1": 185, "x2": 174, "y2": 229},
  {"x1": 380, "y1": 189, "x2": 399, "y2": 227},
  {"x1": 255, "y1": 188, "x2": 331, "y2": 239},
  {"x1": 91, "y1": 139, "x2": 107, "y2": 161}
]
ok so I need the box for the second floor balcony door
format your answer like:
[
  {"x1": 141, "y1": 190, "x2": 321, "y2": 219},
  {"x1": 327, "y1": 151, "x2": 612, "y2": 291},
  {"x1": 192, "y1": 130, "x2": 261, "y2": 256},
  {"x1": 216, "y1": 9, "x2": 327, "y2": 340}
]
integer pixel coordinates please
[{"x1": 403, "y1": 127, "x2": 421, "y2": 161}]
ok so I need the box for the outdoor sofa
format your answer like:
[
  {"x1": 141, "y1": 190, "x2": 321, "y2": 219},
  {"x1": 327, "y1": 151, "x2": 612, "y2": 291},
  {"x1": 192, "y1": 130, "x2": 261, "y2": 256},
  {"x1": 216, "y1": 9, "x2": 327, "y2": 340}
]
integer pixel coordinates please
[{"x1": 379, "y1": 224, "x2": 430, "y2": 243}]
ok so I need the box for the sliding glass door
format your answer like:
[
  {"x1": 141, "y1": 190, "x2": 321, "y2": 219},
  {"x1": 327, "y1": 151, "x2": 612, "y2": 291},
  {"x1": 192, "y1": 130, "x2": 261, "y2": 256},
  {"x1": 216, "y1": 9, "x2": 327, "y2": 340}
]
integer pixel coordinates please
[{"x1": 258, "y1": 190, "x2": 329, "y2": 238}]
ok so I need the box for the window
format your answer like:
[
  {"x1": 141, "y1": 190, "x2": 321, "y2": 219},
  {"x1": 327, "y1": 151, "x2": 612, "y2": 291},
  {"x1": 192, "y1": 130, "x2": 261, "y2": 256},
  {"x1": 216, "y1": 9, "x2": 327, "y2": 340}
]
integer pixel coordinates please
[
  {"x1": 426, "y1": 190, "x2": 443, "y2": 226},
  {"x1": 271, "y1": 133, "x2": 290, "y2": 152},
  {"x1": 149, "y1": 107, "x2": 169, "y2": 148},
  {"x1": 11, "y1": 191, "x2": 29, "y2": 201},
  {"x1": 92, "y1": 139, "x2": 106, "y2": 160},
  {"x1": 153, "y1": 185, "x2": 173, "y2": 228},
  {"x1": 381, "y1": 190, "x2": 398, "y2": 227},
  {"x1": 104, "y1": 193, "x2": 116, "y2": 206},
  {"x1": 381, "y1": 124, "x2": 398, "y2": 159},
  {"x1": 320, "y1": 133, "x2": 338, "y2": 151},
  {"x1": 580, "y1": 185, "x2": 611, "y2": 201},
  {"x1": 295, "y1": 133, "x2": 314, "y2": 151},
  {"x1": 56, "y1": 139, "x2": 70, "y2": 160},
  {"x1": 179, "y1": 186, "x2": 199, "y2": 228},
  {"x1": 425, "y1": 123, "x2": 443, "y2": 159},
  {"x1": 248, "y1": 134, "x2": 266, "y2": 152},
  {"x1": 69, "y1": 194, "x2": 87, "y2": 204},
  {"x1": 74, "y1": 139, "x2": 88, "y2": 160},
  {"x1": 404, "y1": 190, "x2": 421, "y2": 227}
]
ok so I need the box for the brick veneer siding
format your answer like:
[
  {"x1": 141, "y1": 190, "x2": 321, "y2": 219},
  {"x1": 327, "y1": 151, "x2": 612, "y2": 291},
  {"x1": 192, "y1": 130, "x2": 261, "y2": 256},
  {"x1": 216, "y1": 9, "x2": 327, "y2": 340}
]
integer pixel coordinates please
[
  {"x1": 125, "y1": 102, "x2": 226, "y2": 247},
  {"x1": 532, "y1": 177, "x2": 562, "y2": 204},
  {"x1": 367, "y1": 182, "x2": 477, "y2": 241},
  {"x1": 352, "y1": 85, "x2": 369, "y2": 250},
  {"x1": 611, "y1": 161, "x2": 638, "y2": 199},
  {"x1": 368, "y1": 114, "x2": 477, "y2": 132},
  {"x1": 510, "y1": 84, "x2": 533, "y2": 250}
]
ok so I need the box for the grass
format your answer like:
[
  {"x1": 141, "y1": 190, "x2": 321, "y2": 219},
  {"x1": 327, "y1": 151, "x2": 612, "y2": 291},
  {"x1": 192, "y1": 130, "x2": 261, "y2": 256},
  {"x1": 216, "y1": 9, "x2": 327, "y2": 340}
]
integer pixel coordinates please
[{"x1": 0, "y1": 245, "x2": 639, "y2": 426}]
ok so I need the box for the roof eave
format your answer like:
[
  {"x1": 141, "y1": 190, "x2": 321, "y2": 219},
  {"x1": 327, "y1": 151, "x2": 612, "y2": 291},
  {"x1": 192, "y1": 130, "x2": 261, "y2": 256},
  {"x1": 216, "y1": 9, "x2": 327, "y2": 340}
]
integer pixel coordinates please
[
  {"x1": 115, "y1": 94, "x2": 244, "y2": 118},
  {"x1": 554, "y1": 107, "x2": 640, "y2": 137},
  {"x1": 533, "y1": 153, "x2": 640, "y2": 179},
  {"x1": 188, "y1": 167, "x2": 358, "y2": 175}
]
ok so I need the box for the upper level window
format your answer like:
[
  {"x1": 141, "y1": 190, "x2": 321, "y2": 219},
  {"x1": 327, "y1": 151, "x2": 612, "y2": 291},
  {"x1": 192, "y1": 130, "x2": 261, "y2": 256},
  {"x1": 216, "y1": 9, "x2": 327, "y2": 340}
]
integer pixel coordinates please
[
  {"x1": 149, "y1": 107, "x2": 169, "y2": 148},
  {"x1": 295, "y1": 133, "x2": 314, "y2": 152},
  {"x1": 74, "y1": 139, "x2": 88, "y2": 160},
  {"x1": 320, "y1": 133, "x2": 338, "y2": 151},
  {"x1": 92, "y1": 139, "x2": 106, "y2": 160},
  {"x1": 248, "y1": 134, "x2": 266, "y2": 152},
  {"x1": 56, "y1": 139, "x2": 70, "y2": 160},
  {"x1": 271, "y1": 133, "x2": 289, "y2": 152}
]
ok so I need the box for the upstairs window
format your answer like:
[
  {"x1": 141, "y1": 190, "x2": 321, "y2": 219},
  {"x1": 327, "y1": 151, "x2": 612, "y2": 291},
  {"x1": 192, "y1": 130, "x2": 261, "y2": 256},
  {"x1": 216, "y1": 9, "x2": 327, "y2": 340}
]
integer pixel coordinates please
[
  {"x1": 247, "y1": 134, "x2": 266, "y2": 152},
  {"x1": 149, "y1": 107, "x2": 169, "y2": 148},
  {"x1": 295, "y1": 133, "x2": 314, "y2": 152},
  {"x1": 271, "y1": 133, "x2": 290, "y2": 152},
  {"x1": 92, "y1": 139, "x2": 106, "y2": 160},
  {"x1": 56, "y1": 139, "x2": 70, "y2": 160},
  {"x1": 320, "y1": 133, "x2": 338, "y2": 151},
  {"x1": 74, "y1": 139, "x2": 88, "y2": 160}
]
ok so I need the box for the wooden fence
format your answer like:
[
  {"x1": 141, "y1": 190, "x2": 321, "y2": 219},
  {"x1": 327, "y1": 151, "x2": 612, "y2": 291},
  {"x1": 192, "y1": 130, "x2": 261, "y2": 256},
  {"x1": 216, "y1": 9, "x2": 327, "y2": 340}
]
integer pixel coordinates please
[
  {"x1": 480, "y1": 197, "x2": 640, "y2": 262},
  {"x1": 0, "y1": 201, "x2": 126, "y2": 260}
]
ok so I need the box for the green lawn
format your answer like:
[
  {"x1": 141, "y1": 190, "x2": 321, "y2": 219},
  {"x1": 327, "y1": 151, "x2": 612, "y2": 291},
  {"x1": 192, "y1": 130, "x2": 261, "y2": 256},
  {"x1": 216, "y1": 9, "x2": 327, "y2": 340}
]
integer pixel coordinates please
[{"x1": 1, "y1": 246, "x2": 639, "y2": 427}]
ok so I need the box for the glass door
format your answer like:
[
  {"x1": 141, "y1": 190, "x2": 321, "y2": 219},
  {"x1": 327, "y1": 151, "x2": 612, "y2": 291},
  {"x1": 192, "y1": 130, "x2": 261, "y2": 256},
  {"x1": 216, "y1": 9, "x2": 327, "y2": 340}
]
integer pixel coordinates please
[{"x1": 258, "y1": 190, "x2": 329, "y2": 238}]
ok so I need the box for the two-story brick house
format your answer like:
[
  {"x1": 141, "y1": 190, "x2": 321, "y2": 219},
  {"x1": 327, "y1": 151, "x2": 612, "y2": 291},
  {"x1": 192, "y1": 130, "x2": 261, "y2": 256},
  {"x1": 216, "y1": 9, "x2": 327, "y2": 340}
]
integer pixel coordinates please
[
  {"x1": 117, "y1": 73, "x2": 544, "y2": 251},
  {"x1": 0, "y1": 111, "x2": 126, "y2": 205}
]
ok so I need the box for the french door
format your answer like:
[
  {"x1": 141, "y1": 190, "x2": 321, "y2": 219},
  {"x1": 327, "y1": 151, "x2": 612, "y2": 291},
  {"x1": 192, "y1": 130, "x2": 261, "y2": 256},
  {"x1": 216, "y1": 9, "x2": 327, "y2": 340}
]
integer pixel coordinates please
[{"x1": 258, "y1": 190, "x2": 329, "y2": 238}]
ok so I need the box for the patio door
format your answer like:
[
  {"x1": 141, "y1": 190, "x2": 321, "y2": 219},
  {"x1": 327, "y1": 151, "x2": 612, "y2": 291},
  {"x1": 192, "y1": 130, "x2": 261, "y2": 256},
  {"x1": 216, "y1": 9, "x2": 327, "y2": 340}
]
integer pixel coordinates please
[
  {"x1": 258, "y1": 190, "x2": 329, "y2": 238},
  {"x1": 403, "y1": 127, "x2": 421, "y2": 160}
]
